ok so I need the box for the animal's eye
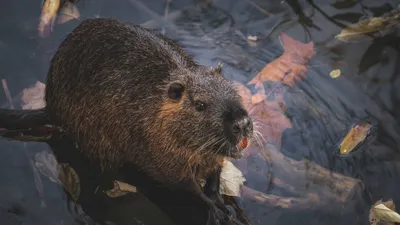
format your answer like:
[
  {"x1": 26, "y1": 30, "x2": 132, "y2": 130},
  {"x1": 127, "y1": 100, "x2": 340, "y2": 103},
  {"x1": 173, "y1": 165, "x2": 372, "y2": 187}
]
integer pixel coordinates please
[
  {"x1": 168, "y1": 82, "x2": 185, "y2": 100},
  {"x1": 194, "y1": 101, "x2": 206, "y2": 111}
]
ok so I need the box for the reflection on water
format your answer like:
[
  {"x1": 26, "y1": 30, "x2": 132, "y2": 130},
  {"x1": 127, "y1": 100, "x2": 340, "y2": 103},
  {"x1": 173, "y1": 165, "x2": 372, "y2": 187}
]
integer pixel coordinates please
[{"x1": 1, "y1": 0, "x2": 400, "y2": 224}]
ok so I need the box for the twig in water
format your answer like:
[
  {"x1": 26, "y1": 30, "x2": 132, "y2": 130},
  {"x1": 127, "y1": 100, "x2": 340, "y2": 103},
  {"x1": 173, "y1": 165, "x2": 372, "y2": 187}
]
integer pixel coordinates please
[{"x1": 2, "y1": 79, "x2": 14, "y2": 109}]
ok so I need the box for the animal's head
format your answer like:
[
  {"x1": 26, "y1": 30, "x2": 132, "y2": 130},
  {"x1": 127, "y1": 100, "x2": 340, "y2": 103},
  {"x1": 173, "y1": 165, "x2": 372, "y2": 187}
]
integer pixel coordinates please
[{"x1": 157, "y1": 66, "x2": 254, "y2": 159}]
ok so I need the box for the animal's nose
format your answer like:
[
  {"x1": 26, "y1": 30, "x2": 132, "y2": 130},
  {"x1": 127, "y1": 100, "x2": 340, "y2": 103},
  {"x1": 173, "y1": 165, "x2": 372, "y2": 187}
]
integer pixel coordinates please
[{"x1": 232, "y1": 116, "x2": 253, "y2": 135}]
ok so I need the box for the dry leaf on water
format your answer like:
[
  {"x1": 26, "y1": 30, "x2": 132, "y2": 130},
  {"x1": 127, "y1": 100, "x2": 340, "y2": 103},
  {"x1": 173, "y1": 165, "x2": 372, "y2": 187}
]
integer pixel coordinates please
[
  {"x1": 34, "y1": 151, "x2": 81, "y2": 202},
  {"x1": 234, "y1": 30, "x2": 304, "y2": 147},
  {"x1": 57, "y1": 1, "x2": 81, "y2": 24},
  {"x1": 104, "y1": 181, "x2": 138, "y2": 198},
  {"x1": 219, "y1": 159, "x2": 246, "y2": 197},
  {"x1": 21, "y1": 81, "x2": 46, "y2": 110},
  {"x1": 335, "y1": 13, "x2": 400, "y2": 43},
  {"x1": 340, "y1": 122, "x2": 371, "y2": 155},
  {"x1": 233, "y1": 81, "x2": 252, "y2": 109},
  {"x1": 38, "y1": 0, "x2": 61, "y2": 37},
  {"x1": 330, "y1": 69, "x2": 341, "y2": 78},
  {"x1": 58, "y1": 163, "x2": 81, "y2": 202},
  {"x1": 248, "y1": 32, "x2": 315, "y2": 87},
  {"x1": 370, "y1": 199, "x2": 400, "y2": 225},
  {"x1": 234, "y1": 81, "x2": 291, "y2": 149}
]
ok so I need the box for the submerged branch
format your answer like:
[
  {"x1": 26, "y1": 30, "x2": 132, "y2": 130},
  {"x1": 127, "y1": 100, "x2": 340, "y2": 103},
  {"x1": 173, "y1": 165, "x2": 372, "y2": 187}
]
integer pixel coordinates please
[{"x1": 0, "y1": 108, "x2": 62, "y2": 142}]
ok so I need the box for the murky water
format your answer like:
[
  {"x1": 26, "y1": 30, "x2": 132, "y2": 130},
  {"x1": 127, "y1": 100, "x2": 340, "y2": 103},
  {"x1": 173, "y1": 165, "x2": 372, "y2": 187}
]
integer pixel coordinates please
[{"x1": 1, "y1": 0, "x2": 400, "y2": 224}]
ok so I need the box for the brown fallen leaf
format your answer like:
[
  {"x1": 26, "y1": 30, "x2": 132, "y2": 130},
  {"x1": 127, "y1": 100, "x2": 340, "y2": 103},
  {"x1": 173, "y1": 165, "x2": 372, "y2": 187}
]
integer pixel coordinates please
[
  {"x1": 340, "y1": 122, "x2": 371, "y2": 155},
  {"x1": 34, "y1": 151, "x2": 80, "y2": 202},
  {"x1": 370, "y1": 199, "x2": 400, "y2": 225},
  {"x1": 104, "y1": 180, "x2": 137, "y2": 198},
  {"x1": 248, "y1": 32, "x2": 315, "y2": 87},
  {"x1": 58, "y1": 163, "x2": 81, "y2": 202},
  {"x1": 250, "y1": 82, "x2": 266, "y2": 104},
  {"x1": 38, "y1": 0, "x2": 61, "y2": 37},
  {"x1": 335, "y1": 13, "x2": 400, "y2": 43},
  {"x1": 232, "y1": 81, "x2": 252, "y2": 109},
  {"x1": 248, "y1": 98, "x2": 291, "y2": 149},
  {"x1": 235, "y1": 81, "x2": 291, "y2": 149},
  {"x1": 330, "y1": 69, "x2": 341, "y2": 78},
  {"x1": 57, "y1": 1, "x2": 81, "y2": 24}
]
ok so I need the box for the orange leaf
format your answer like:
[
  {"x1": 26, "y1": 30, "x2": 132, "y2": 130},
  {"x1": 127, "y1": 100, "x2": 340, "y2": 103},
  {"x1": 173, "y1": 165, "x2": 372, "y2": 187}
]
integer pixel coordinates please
[
  {"x1": 248, "y1": 32, "x2": 315, "y2": 87},
  {"x1": 233, "y1": 81, "x2": 291, "y2": 149}
]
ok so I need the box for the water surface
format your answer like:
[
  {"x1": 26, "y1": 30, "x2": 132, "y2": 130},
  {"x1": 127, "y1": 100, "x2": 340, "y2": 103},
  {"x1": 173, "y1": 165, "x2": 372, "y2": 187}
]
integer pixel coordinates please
[{"x1": 1, "y1": 0, "x2": 400, "y2": 224}]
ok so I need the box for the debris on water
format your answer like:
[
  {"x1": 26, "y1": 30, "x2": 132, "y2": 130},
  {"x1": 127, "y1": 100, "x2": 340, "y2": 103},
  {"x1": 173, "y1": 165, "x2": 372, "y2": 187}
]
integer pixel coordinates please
[
  {"x1": 21, "y1": 81, "x2": 46, "y2": 110},
  {"x1": 35, "y1": 151, "x2": 60, "y2": 184},
  {"x1": 369, "y1": 199, "x2": 400, "y2": 225},
  {"x1": 248, "y1": 32, "x2": 315, "y2": 87},
  {"x1": 330, "y1": 69, "x2": 341, "y2": 78},
  {"x1": 335, "y1": 11, "x2": 400, "y2": 43},
  {"x1": 35, "y1": 151, "x2": 81, "y2": 202},
  {"x1": 220, "y1": 159, "x2": 246, "y2": 197},
  {"x1": 58, "y1": 163, "x2": 81, "y2": 202},
  {"x1": 104, "y1": 180, "x2": 137, "y2": 198},
  {"x1": 247, "y1": 35, "x2": 259, "y2": 42},
  {"x1": 57, "y1": 1, "x2": 80, "y2": 24},
  {"x1": 38, "y1": 0, "x2": 61, "y2": 37},
  {"x1": 340, "y1": 122, "x2": 372, "y2": 155}
]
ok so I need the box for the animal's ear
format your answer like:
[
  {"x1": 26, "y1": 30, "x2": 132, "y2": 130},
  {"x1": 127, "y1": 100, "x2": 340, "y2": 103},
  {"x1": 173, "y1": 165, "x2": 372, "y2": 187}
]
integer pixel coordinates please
[{"x1": 167, "y1": 82, "x2": 185, "y2": 100}]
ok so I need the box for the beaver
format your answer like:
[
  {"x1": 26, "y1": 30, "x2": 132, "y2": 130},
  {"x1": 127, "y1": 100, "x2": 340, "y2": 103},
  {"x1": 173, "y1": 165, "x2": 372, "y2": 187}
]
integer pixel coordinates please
[{"x1": 2, "y1": 18, "x2": 254, "y2": 225}]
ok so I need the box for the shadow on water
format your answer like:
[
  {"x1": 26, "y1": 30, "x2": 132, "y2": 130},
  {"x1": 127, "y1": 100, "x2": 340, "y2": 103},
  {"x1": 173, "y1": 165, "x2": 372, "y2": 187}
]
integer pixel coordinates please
[{"x1": 1, "y1": 0, "x2": 400, "y2": 224}]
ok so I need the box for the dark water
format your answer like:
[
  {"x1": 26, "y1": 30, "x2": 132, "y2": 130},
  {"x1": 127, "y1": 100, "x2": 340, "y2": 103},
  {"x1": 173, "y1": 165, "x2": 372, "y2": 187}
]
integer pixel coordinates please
[{"x1": 1, "y1": 0, "x2": 400, "y2": 224}]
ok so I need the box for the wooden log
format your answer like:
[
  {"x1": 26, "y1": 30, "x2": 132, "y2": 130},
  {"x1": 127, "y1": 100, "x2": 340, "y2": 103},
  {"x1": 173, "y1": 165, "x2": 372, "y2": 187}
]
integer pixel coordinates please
[{"x1": 243, "y1": 143, "x2": 362, "y2": 204}]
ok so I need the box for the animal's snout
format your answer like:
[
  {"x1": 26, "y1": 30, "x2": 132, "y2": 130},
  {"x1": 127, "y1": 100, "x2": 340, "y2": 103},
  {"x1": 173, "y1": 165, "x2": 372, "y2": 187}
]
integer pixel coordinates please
[
  {"x1": 232, "y1": 116, "x2": 253, "y2": 136},
  {"x1": 223, "y1": 101, "x2": 254, "y2": 144}
]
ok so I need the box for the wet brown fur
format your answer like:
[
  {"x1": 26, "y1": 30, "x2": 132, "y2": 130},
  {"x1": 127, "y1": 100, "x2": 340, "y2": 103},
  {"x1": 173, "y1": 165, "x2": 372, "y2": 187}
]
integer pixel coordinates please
[{"x1": 44, "y1": 18, "x2": 249, "y2": 187}]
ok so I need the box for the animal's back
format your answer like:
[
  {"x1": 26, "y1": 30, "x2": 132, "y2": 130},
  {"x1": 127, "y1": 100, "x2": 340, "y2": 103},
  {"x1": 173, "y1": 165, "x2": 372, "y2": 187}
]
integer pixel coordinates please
[{"x1": 44, "y1": 18, "x2": 197, "y2": 168}]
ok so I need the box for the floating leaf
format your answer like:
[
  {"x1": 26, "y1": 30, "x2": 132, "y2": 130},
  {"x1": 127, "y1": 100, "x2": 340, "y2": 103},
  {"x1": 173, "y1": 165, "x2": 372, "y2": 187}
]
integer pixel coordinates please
[
  {"x1": 330, "y1": 69, "x2": 341, "y2": 78},
  {"x1": 220, "y1": 159, "x2": 246, "y2": 197},
  {"x1": 369, "y1": 199, "x2": 396, "y2": 225},
  {"x1": 58, "y1": 163, "x2": 81, "y2": 202},
  {"x1": 233, "y1": 81, "x2": 252, "y2": 109},
  {"x1": 35, "y1": 151, "x2": 60, "y2": 184},
  {"x1": 38, "y1": 0, "x2": 61, "y2": 37},
  {"x1": 35, "y1": 152, "x2": 81, "y2": 202},
  {"x1": 248, "y1": 33, "x2": 315, "y2": 87},
  {"x1": 335, "y1": 15, "x2": 398, "y2": 43},
  {"x1": 237, "y1": 81, "x2": 291, "y2": 149},
  {"x1": 369, "y1": 200, "x2": 400, "y2": 224},
  {"x1": 247, "y1": 35, "x2": 259, "y2": 41},
  {"x1": 340, "y1": 122, "x2": 372, "y2": 155},
  {"x1": 57, "y1": 1, "x2": 80, "y2": 24},
  {"x1": 21, "y1": 81, "x2": 46, "y2": 110},
  {"x1": 251, "y1": 82, "x2": 267, "y2": 104},
  {"x1": 104, "y1": 180, "x2": 137, "y2": 198}
]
